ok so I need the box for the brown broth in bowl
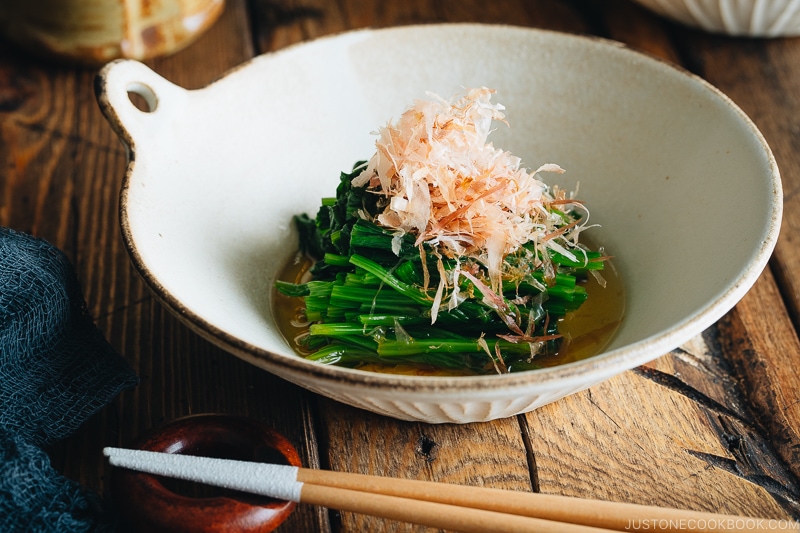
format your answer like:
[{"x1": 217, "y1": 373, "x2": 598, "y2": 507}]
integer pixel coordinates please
[{"x1": 272, "y1": 251, "x2": 625, "y2": 376}]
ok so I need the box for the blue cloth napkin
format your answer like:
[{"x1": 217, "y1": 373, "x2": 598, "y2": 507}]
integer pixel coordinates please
[{"x1": 0, "y1": 228, "x2": 138, "y2": 532}]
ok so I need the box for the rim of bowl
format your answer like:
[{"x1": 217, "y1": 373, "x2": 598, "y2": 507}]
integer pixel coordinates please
[{"x1": 108, "y1": 23, "x2": 782, "y2": 395}]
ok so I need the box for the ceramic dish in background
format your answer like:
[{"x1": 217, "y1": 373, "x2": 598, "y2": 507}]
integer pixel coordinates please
[
  {"x1": 95, "y1": 24, "x2": 781, "y2": 424},
  {"x1": 0, "y1": 0, "x2": 224, "y2": 66},
  {"x1": 631, "y1": 0, "x2": 800, "y2": 37}
]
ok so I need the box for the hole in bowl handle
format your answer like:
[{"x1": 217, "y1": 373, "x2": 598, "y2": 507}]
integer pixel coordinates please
[{"x1": 95, "y1": 59, "x2": 187, "y2": 147}]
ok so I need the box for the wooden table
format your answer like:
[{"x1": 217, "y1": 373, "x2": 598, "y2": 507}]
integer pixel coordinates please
[{"x1": 3, "y1": 0, "x2": 800, "y2": 530}]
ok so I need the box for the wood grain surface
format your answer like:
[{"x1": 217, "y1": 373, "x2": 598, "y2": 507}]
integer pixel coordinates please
[{"x1": 2, "y1": 0, "x2": 799, "y2": 531}]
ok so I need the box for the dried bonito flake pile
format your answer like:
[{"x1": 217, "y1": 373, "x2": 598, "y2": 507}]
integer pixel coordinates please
[{"x1": 353, "y1": 87, "x2": 588, "y2": 291}]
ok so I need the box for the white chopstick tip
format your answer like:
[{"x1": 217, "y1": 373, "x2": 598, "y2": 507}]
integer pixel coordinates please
[
  {"x1": 103, "y1": 447, "x2": 123, "y2": 464},
  {"x1": 103, "y1": 447, "x2": 304, "y2": 502}
]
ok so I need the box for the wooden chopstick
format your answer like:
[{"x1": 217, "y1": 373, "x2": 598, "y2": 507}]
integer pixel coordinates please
[
  {"x1": 104, "y1": 448, "x2": 776, "y2": 533},
  {"x1": 298, "y1": 467, "x2": 770, "y2": 532},
  {"x1": 298, "y1": 482, "x2": 615, "y2": 533}
]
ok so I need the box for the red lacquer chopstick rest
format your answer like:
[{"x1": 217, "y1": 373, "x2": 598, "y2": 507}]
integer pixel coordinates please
[{"x1": 110, "y1": 414, "x2": 300, "y2": 533}]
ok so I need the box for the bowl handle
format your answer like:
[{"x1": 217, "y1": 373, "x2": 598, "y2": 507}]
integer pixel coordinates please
[{"x1": 95, "y1": 59, "x2": 188, "y2": 149}]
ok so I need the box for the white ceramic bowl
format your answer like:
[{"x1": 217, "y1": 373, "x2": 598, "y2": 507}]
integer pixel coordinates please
[
  {"x1": 96, "y1": 24, "x2": 781, "y2": 423},
  {"x1": 631, "y1": 0, "x2": 800, "y2": 37}
]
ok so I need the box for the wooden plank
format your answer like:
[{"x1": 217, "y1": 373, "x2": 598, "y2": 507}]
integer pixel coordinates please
[
  {"x1": 606, "y1": 0, "x2": 800, "y2": 513},
  {"x1": 0, "y1": 1, "x2": 327, "y2": 531},
  {"x1": 601, "y1": 0, "x2": 683, "y2": 61},
  {"x1": 561, "y1": 0, "x2": 800, "y2": 520},
  {"x1": 246, "y1": 3, "x2": 593, "y2": 531},
  {"x1": 113, "y1": 4, "x2": 330, "y2": 529},
  {"x1": 669, "y1": 20, "x2": 800, "y2": 327},
  {"x1": 642, "y1": 343, "x2": 800, "y2": 518},
  {"x1": 435, "y1": 0, "x2": 585, "y2": 31},
  {"x1": 315, "y1": 401, "x2": 534, "y2": 532},
  {"x1": 684, "y1": 33, "x2": 800, "y2": 486},
  {"x1": 248, "y1": 3, "x2": 567, "y2": 531},
  {"x1": 525, "y1": 367, "x2": 793, "y2": 519},
  {"x1": 718, "y1": 270, "x2": 800, "y2": 483},
  {"x1": 249, "y1": 0, "x2": 332, "y2": 52}
]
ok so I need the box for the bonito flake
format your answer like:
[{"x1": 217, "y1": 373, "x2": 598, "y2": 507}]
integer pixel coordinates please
[{"x1": 353, "y1": 87, "x2": 585, "y2": 295}]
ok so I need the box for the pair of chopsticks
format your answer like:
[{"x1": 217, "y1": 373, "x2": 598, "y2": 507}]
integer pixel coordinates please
[{"x1": 104, "y1": 447, "x2": 774, "y2": 532}]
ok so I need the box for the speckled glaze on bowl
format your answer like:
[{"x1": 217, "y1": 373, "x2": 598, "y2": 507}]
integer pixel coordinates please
[
  {"x1": 632, "y1": 0, "x2": 800, "y2": 37},
  {"x1": 95, "y1": 24, "x2": 781, "y2": 424}
]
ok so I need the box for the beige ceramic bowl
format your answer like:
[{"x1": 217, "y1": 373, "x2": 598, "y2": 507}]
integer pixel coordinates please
[
  {"x1": 0, "y1": 0, "x2": 224, "y2": 65},
  {"x1": 96, "y1": 24, "x2": 781, "y2": 423},
  {"x1": 631, "y1": 0, "x2": 800, "y2": 37}
]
